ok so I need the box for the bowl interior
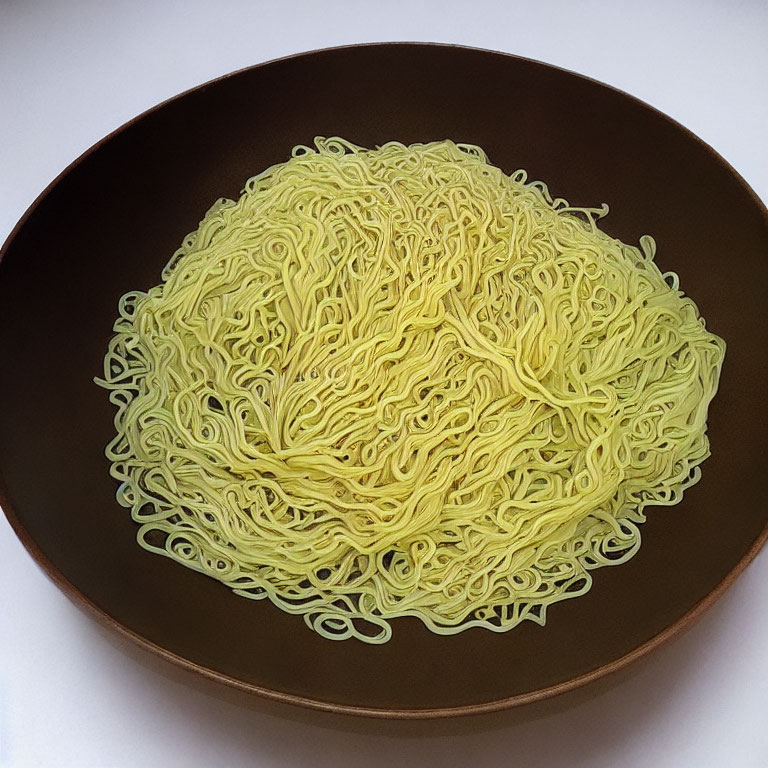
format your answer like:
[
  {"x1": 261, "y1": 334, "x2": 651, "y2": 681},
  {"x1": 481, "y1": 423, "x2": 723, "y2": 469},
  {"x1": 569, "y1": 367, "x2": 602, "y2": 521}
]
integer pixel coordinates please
[{"x1": 1, "y1": 43, "x2": 767, "y2": 716}]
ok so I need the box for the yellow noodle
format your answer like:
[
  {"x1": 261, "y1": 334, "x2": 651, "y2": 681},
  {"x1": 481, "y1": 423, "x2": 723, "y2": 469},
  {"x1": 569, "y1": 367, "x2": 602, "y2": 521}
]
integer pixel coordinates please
[{"x1": 97, "y1": 137, "x2": 725, "y2": 643}]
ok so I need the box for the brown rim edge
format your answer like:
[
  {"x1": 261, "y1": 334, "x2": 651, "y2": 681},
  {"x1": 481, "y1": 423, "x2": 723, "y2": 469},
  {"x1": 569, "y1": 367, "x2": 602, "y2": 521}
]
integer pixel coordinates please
[{"x1": 1, "y1": 42, "x2": 767, "y2": 720}]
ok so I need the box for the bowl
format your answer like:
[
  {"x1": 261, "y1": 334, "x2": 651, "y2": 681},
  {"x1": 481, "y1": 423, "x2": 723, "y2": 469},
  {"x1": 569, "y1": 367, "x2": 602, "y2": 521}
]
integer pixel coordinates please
[{"x1": 1, "y1": 43, "x2": 767, "y2": 718}]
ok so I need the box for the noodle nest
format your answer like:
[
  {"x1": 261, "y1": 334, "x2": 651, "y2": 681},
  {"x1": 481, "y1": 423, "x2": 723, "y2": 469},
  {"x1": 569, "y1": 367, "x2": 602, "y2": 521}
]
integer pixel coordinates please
[{"x1": 98, "y1": 138, "x2": 725, "y2": 643}]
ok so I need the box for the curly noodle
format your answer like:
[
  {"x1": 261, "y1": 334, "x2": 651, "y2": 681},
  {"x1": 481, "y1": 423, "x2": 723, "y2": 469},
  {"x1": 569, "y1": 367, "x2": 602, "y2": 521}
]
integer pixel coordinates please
[{"x1": 97, "y1": 138, "x2": 725, "y2": 643}]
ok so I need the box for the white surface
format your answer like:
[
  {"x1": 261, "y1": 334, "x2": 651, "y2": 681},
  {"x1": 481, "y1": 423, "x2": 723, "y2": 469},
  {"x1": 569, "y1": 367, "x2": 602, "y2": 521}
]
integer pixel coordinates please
[{"x1": 1, "y1": 1, "x2": 767, "y2": 765}]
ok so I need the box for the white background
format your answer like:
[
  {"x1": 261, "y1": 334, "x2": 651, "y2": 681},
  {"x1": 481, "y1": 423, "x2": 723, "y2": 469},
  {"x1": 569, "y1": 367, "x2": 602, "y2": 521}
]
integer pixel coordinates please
[{"x1": 1, "y1": 1, "x2": 767, "y2": 766}]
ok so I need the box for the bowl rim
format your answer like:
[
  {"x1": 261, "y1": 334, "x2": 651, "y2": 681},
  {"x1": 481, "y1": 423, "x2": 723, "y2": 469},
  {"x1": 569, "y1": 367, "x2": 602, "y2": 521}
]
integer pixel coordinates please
[{"x1": 2, "y1": 41, "x2": 767, "y2": 720}]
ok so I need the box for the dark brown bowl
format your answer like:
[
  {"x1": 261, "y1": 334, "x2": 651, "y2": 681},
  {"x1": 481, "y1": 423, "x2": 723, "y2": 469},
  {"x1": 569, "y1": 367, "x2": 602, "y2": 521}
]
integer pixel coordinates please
[{"x1": 1, "y1": 43, "x2": 767, "y2": 719}]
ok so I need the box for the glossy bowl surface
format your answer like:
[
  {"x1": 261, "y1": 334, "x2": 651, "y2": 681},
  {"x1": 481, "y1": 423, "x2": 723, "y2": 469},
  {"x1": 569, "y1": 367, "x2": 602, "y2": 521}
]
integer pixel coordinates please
[{"x1": 1, "y1": 43, "x2": 766, "y2": 718}]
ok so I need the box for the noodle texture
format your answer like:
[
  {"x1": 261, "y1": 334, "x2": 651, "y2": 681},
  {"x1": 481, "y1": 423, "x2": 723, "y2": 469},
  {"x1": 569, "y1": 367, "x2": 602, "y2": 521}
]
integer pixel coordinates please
[{"x1": 97, "y1": 138, "x2": 725, "y2": 643}]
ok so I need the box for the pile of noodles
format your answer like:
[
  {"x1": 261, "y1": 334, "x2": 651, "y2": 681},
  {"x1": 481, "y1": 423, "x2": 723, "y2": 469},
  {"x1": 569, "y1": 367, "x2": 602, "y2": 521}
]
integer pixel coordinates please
[{"x1": 97, "y1": 137, "x2": 725, "y2": 643}]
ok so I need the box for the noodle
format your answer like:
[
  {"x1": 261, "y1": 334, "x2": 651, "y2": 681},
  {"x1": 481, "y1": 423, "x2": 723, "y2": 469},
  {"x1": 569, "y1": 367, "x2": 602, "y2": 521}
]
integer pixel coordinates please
[{"x1": 97, "y1": 137, "x2": 725, "y2": 643}]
